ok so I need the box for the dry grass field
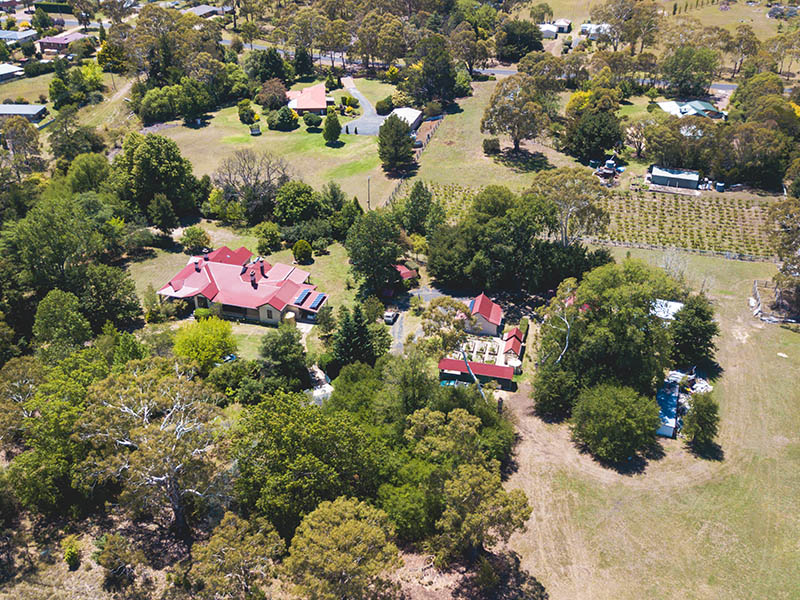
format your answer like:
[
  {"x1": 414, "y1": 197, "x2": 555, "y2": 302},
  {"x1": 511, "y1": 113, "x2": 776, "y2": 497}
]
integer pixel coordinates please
[{"x1": 502, "y1": 247, "x2": 800, "y2": 600}]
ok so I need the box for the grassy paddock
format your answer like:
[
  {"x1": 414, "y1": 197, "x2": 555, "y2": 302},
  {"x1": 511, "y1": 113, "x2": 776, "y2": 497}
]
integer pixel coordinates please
[
  {"x1": 161, "y1": 105, "x2": 395, "y2": 208},
  {"x1": 506, "y1": 247, "x2": 800, "y2": 599}
]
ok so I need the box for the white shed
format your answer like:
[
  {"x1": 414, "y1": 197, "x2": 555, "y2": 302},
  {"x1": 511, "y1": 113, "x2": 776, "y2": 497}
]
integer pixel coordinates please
[
  {"x1": 389, "y1": 107, "x2": 423, "y2": 131},
  {"x1": 538, "y1": 23, "x2": 559, "y2": 39}
]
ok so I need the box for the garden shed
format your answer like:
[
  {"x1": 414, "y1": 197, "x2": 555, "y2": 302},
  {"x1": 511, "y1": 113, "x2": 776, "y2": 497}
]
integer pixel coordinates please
[{"x1": 650, "y1": 166, "x2": 700, "y2": 190}]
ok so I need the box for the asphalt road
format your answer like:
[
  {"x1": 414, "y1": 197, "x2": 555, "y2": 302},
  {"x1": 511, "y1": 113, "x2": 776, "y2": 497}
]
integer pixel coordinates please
[{"x1": 343, "y1": 81, "x2": 385, "y2": 135}]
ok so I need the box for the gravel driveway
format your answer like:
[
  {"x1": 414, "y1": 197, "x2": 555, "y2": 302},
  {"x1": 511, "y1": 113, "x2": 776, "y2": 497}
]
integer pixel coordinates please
[{"x1": 344, "y1": 81, "x2": 386, "y2": 136}]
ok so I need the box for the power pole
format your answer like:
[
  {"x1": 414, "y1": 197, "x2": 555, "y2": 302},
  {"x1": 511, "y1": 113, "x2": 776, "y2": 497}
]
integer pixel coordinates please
[{"x1": 367, "y1": 176, "x2": 371, "y2": 209}]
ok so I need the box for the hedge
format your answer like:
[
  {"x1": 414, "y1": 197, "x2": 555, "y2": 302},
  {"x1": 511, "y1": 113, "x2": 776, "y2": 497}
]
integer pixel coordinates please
[
  {"x1": 518, "y1": 317, "x2": 529, "y2": 340},
  {"x1": 34, "y1": 2, "x2": 75, "y2": 14}
]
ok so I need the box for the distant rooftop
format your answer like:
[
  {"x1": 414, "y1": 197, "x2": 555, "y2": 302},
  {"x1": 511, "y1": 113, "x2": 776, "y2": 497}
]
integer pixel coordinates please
[
  {"x1": 0, "y1": 103, "x2": 47, "y2": 116},
  {"x1": 651, "y1": 166, "x2": 700, "y2": 183}
]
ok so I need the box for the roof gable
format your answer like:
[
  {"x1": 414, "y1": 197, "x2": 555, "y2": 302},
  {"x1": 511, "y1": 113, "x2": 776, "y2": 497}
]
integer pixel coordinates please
[{"x1": 470, "y1": 293, "x2": 503, "y2": 326}]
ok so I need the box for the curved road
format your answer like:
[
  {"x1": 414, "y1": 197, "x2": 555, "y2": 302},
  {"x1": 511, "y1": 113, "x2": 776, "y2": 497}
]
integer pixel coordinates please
[{"x1": 343, "y1": 79, "x2": 385, "y2": 135}]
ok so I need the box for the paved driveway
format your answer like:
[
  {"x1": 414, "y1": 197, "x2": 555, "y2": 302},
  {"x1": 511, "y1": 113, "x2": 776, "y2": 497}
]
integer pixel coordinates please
[{"x1": 344, "y1": 81, "x2": 386, "y2": 136}]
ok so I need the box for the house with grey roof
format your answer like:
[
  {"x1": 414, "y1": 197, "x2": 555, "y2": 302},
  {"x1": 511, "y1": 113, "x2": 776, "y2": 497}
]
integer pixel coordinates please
[{"x1": 0, "y1": 103, "x2": 48, "y2": 122}]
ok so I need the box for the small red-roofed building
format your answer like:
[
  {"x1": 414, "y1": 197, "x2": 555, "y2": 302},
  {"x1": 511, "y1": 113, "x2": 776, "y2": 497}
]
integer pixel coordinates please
[
  {"x1": 503, "y1": 327, "x2": 524, "y2": 360},
  {"x1": 438, "y1": 358, "x2": 514, "y2": 390},
  {"x1": 158, "y1": 246, "x2": 328, "y2": 324},
  {"x1": 394, "y1": 264, "x2": 418, "y2": 281},
  {"x1": 467, "y1": 292, "x2": 503, "y2": 336}
]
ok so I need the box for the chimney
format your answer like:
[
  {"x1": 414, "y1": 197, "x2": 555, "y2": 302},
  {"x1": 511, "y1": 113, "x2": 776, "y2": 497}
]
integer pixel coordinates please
[
  {"x1": 240, "y1": 263, "x2": 248, "y2": 275},
  {"x1": 260, "y1": 259, "x2": 266, "y2": 278},
  {"x1": 250, "y1": 270, "x2": 256, "y2": 288},
  {"x1": 203, "y1": 248, "x2": 209, "y2": 261},
  {"x1": 194, "y1": 259, "x2": 201, "y2": 272}
]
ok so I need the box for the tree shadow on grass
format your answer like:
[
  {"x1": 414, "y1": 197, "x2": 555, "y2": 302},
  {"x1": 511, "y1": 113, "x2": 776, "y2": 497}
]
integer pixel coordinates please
[
  {"x1": 686, "y1": 440, "x2": 725, "y2": 461},
  {"x1": 452, "y1": 551, "x2": 548, "y2": 600},
  {"x1": 493, "y1": 148, "x2": 553, "y2": 173},
  {"x1": 574, "y1": 438, "x2": 666, "y2": 476},
  {"x1": 325, "y1": 139, "x2": 345, "y2": 148},
  {"x1": 383, "y1": 163, "x2": 419, "y2": 179}
]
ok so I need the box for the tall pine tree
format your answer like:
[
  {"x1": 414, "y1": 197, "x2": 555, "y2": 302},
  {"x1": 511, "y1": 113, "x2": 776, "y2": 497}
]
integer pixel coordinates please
[{"x1": 332, "y1": 305, "x2": 374, "y2": 367}]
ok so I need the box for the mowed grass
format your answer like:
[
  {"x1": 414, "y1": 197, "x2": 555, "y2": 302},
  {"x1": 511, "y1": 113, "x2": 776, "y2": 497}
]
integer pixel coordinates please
[
  {"x1": 506, "y1": 248, "x2": 800, "y2": 599},
  {"x1": 414, "y1": 80, "x2": 581, "y2": 192},
  {"x1": 0, "y1": 72, "x2": 54, "y2": 105},
  {"x1": 161, "y1": 105, "x2": 395, "y2": 208}
]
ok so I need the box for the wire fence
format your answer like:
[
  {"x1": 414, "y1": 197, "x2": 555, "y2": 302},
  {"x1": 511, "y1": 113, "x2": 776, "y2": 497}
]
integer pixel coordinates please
[{"x1": 383, "y1": 117, "x2": 444, "y2": 207}]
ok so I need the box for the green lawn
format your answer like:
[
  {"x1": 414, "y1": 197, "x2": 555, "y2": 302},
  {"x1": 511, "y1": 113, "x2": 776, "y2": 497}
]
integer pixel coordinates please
[
  {"x1": 507, "y1": 248, "x2": 800, "y2": 599},
  {"x1": 160, "y1": 105, "x2": 396, "y2": 208},
  {"x1": 0, "y1": 72, "x2": 54, "y2": 106}
]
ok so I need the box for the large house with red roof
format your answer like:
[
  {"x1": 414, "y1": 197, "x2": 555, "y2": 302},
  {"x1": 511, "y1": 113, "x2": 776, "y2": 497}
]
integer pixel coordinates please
[
  {"x1": 158, "y1": 246, "x2": 328, "y2": 324},
  {"x1": 286, "y1": 83, "x2": 333, "y2": 115},
  {"x1": 467, "y1": 293, "x2": 503, "y2": 336}
]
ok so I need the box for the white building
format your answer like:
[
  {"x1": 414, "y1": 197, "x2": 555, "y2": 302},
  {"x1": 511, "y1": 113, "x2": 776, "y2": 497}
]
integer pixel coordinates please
[
  {"x1": 389, "y1": 107, "x2": 423, "y2": 131},
  {"x1": 538, "y1": 23, "x2": 559, "y2": 39}
]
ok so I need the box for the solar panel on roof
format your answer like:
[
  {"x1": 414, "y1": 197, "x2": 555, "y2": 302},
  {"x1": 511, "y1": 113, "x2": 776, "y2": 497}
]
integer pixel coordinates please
[
  {"x1": 309, "y1": 293, "x2": 325, "y2": 310},
  {"x1": 295, "y1": 289, "x2": 311, "y2": 305}
]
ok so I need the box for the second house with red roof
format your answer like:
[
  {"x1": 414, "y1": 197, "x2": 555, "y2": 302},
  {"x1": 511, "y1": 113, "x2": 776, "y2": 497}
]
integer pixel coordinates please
[{"x1": 467, "y1": 292, "x2": 504, "y2": 336}]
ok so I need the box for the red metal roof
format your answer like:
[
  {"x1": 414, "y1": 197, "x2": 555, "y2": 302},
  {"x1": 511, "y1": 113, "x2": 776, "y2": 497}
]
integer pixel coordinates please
[
  {"x1": 158, "y1": 251, "x2": 326, "y2": 313},
  {"x1": 204, "y1": 245, "x2": 253, "y2": 266},
  {"x1": 286, "y1": 83, "x2": 327, "y2": 111},
  {"x1": 438, "y1": 358, "x2": 514, "y2": 381},
  {"x1": 503, "y1": 327, "x2": 524, "y2": 342},
  {"x1": 395, "y1": 264, "x2": 418, "y2": 280},
  {"x1": 470, "y1": 293, "x2": 503, "y2": 326},
  {"x1": 503, "y1": 336, "x2": 522, "y2": 356}
]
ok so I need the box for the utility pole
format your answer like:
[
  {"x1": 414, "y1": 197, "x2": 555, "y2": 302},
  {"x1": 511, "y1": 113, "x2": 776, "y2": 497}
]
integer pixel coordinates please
[{"x1": 367, "y1": 176, "x2": 371, "y2": 209}]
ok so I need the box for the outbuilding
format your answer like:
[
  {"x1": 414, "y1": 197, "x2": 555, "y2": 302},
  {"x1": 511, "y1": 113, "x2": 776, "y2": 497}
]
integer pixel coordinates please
[
  {"x1": 438, "y1": 358, "x2": 515, "y2": 390},
  {"x1": 0, "y1": 103, "x2": 48, "y2": 122},
  {"x1": 0, "y1": 63, "x2": 24, "y2": 82},
  {"x1": 554, "y1": 18, "x2": 572, "y2": 33},
  {"x1": 656, "y1": 381, "x2": 679, "y2": 438},
  {"x1": 467, "y1": 292, "x2": 503, "y2": 336},
  {"x1": 389, "y1": 107, "x2": 423, "y2": 132},
  {"x1": 650, "y1": 165, "x2": 700, "y2": 190},
  {"x1": 0, "y1": 29, "x2": 38, "y2": 46},
  {"x1": 538, "y1": 23, "x2": 559, "y2": 39}
]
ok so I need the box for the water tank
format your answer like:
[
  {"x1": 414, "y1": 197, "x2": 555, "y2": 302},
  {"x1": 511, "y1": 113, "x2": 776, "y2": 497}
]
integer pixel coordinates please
[
  {"x1": 283, "y1": 311, "x2": 296, "y2": 327},
  {"x1": 715, "y1": 182, "x2": 725, "y2": 193}
]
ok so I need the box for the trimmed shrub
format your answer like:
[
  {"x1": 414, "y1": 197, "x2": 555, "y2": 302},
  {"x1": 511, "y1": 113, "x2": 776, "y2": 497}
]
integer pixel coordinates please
[
  {"x1": 303, "y1": 112, "x2": 322, "y2": 127},
  {"x1": 237, "y1": 98, "x2": 256, "y2": 124},
  {"x1": 518, "y1": 317, "x2": 530, "y2": 339},
  {"x1": 483, "y1": 137, "x2": 501, "y2": 155},
  {"x1": 375, "y1": 97, "x2": 393, "y2": 116},
  {"x1": 268, "y1": 105, "x2": 298, "y2": 131},
  {"x1": 292, "y1": 239, "x2": 312, "y2": 263},
  {"x1": 424, "y1": 101, "x2": 442, "y2": 117}
]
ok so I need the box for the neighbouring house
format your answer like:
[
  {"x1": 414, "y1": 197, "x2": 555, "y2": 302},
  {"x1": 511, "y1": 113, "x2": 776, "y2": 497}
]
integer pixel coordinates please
[
  {"x1": 657, "y1": 100, "x2": 726, "y2": 120},
  {"x1": 0, "y1": 29, "x2": 38, "y2": 46},
  {"x1": 181, "y1": 4, "x2": 231, "y2": 17},
  {"x1": 467, "y1": 292, "x2": 503, "y2": 336},
  {"x1": 286, "y1": 82, "x2": 334, "y2": 115},
  {"x1": 389, "y1": 107, "x2": 423, "y2": 131},
  {"x1": 554, "y1": 18, "x2": 572, "y2": 33},
  {"x1": 438, "y1": 358, "x2": 515, "y2": 390},
  {"x1": 580, "y1": 22, "x2": 610, "y2": 40},
  {"x1": 656, "y1": 381, "x2": 679, "y2": 438},
  {"x1": 651, "y1": 298, "x2": 685, "y2": 321},
  {"x1": 395, "y1": 264, "x2": 418, "y2": 281},
  {"x1": 0, "y1": 63, "x2": 24, "y2": 82},
  {"x1": 158, "y1": 245, "x2": 329, "y2": 324},
  {"x1": 38, "y1": 31, "x2": 87, "y2": 53},
  {"x1": 0, "y1": 103, "x2": 47, "y2": 122},
  {"x1": 650, "y1": 166, "x2": 700, "y2": 190},
  {"x1": 538, "y1": 23, "x2": 559, "y2": 39},
  {"x1": 502, "y1": 327, "x2": 524, "y2": 360}
]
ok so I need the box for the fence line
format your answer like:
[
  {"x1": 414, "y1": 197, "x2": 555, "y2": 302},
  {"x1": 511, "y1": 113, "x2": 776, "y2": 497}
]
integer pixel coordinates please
[
  {"x1": 583, "y1": 237, "x2": 777, "y2": 264},
  {"x1": 383, "y1": 117, "x2": 444, "y2": 207}
]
